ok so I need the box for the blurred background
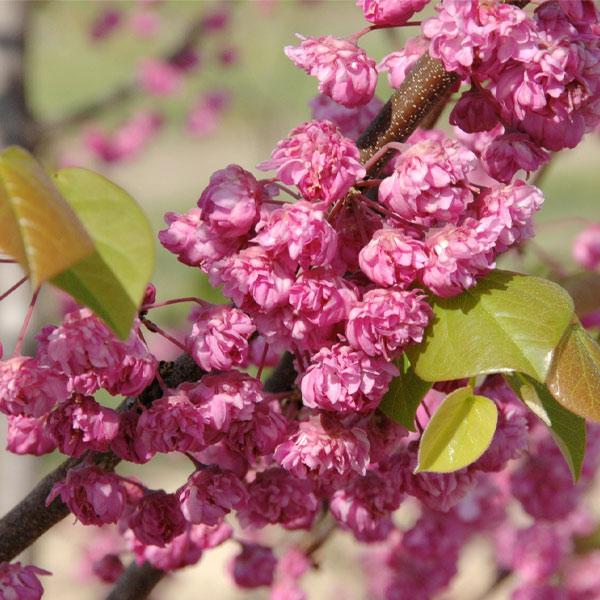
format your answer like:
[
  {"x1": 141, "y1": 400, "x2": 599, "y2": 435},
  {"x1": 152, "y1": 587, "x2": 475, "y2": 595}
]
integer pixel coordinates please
[{"x1": 0, "y1": 0, "x2": 599, "y2": 598}]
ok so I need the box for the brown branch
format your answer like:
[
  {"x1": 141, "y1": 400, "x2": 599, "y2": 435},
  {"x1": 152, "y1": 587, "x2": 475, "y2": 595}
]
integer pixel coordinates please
[
  {"x1": 0, "y1": 354, "x2": 202, "y2": 564},
  {"x1": 105, "y1": 561, "x2": 165, "y2": 600}
]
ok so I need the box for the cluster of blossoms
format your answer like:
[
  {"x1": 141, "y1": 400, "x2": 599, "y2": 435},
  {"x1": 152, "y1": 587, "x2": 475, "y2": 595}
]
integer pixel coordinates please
[{"x1": 2, "y1": 1, "x2": 600, "y2": 599}]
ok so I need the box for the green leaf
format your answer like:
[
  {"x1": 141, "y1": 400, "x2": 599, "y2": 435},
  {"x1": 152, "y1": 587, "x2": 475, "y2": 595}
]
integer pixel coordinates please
[
  {"x1": 50, "y1": 168, "x2": 155, "y2": 339},
  {"x1": 505, "y1": 372, "x2": 586, "y2": 481},
  {"x1": 547, "y1": 320, "x2": 600, "y2": 423},
  {"x1": 0, "y1": 147, "x2": 94, "y2": 286},
  {"x1": 416, "y1": 386, "x2": 498, "y2": 473},
  {"x1": 408, "y1": 270, "x2": 574, "y2": 383},
  {"x1": 379, "y1": 355, "x2": 432, "y2": 431},
  {"x1": 562, "y1": 272, "x2": 600, "y2": 318}
]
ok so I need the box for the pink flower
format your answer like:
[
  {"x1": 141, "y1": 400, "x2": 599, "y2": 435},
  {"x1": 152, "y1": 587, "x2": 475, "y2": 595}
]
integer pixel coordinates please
[
  {"x1": 225, "y1": 401, "x2": 290, "y2": 463},
  {"x1": 210, "y1": 246, "x2": 293, "y2": 311},
  {"x1": 330, "y1": 470, "x2": 403, "y2": 542},
  {"x1": 482, "y1": 132, "x2": 549, "y2": 183},
  {"x1": 138, "y1": 58, "x2": 182, "y2": 96},
  {"x1": 90, "y1": 8, "x2": 122, "y2": 41},
  {"x1": 0, "y1": 356, "x2": 68, "y2": 417},
  {"x1": 476, "y1": 180, "x2": 544, "y2": 252},
  {"x1": 90, "y1": 555, "x2": 124, "y2": 584},
  {"x1": 364, "y1": 412, "x2": 408, "y2": 464},
  {"x1": 285, "y1": 35, "x2": 377, "y2": 108},
  {"x1": 230, "y1": 543, "x2": 277, "y2": 589},
  {"x1": 253, "y1": 201, "x2": 338, "y2": 268},
  {"x1": 346, "y1": 288, "x2": 432, "y2": 358},
  {"x1": 186, "y1": 90, "x2": 231, "y2": 137},
  {"x1": 134, "y1": 522, "x2": 233, "y2": 571},
  {"x1": 130, "y1": 9, "x2": 160, "y2": 37},
  {"x1": 309, "y1": 94, "x2": 383, "y2": 140},
  {"x1": 359, "y1": 229, "x2": 428, "y2": 288},
  {"x1": 358, "y1": 0, "x2": 429, "y2": 26},
  {"x1": 420, "y1": 216, "x2": 503, "y2": 297},
  {"x1": 36, "y1": 308, "x2": 156, "y2": 397},
  {"x1": 573, "y1": 223, "x2": 600, "y2": 270},
  {"x1": 159, "y1": 208, "x2": 241, "y2": 268},
  {"x1": 564, "y1": 551, "x2": 600, "y2": 600},
  {"x1": 378, "y1": 37, "x2": 429, "y2": 88},
  {"x1": 301, "y1": 343, "x2": 398, "y2": 413},
  {"x1": 274, "y1": 414, "x2": 370, "y2": 480},
  {"x1": 0, "y1": 562, "x2": 50, "y2": 600},
  {"x1": 47, "y1": 395, "x2": 119, "y2": 457},
  {"x1": 449, "y1": 89, "x2": 500, "y2": 134},
  {"x1": 6, "y1": 415, "x2": 56, "y2": 456},
  {"x1": 187, "y1": 305, "x2": 255, "y2": 372},
  {"x1": 511, "y1": 583, "x2": 566, "y2": 600},
  {"x1": 47, "y1": 466, "x2": 126, "y2": 525},
  {"x1": 179, "y1": 466, "x2": 248, "y2": 526},
  {"x1": 238, "y1": 468, "x2": 319, "y2": 530},
  {"x1": 129, "y1": 491, "x2": 186, "y2": 547},
  {"x1": 379, "y1": 136, "x2": 477, "y2": 225},
  {"x1": 187, "y1": 371, "x2": 264, "y2": 434},
  {"x1": 198, "y1": 165, "x2": 264, "y2": 238},
  {"x1": 258, "y1": 120, "x2": 365, "y2": 205},
  {"x1": 135, "y1": 389, "x2": 206, "y2": 461}
]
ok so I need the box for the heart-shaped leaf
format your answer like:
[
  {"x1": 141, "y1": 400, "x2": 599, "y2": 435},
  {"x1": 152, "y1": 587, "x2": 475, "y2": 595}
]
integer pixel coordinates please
[
  {"x1": 408, "y1": 270, "x2": 574, "y2": 383},
  {"x1": 379, "y1": 355, "x2": 432, "y2": 431},
  {"x1": 51, "y1": 168, "x2": 155, "y2": 339},
  {"x1": 505, "y1": 372, "x2": 586, "y2": 481},
  {"x1": 416, "y1": 386, "x2": 498, "y2": 473},
  {"x1": 547, "y1": 320, "x2": 600, "y2": 423},
  {"x1": 0, "y1": 147, "x2": 94, "y2": 286}
]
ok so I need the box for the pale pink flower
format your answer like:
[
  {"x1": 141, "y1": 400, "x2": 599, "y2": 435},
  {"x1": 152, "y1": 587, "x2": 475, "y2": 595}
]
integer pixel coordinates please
[
  {"x1": 47, "y1": 466, "x2": 126, "y2": 525},
  {"x1": 301, "y1": 343, "x2": 398, "y2": 413},
  {"x1": 187, "y1": 305, "x2": 255, "y2": 372},
  {"x1": 378, "y1": 37, "x2": 429, "y2": 88},
  {"x1": 476, "y1": 180, "x2": 544, "y2": 252},
  {"x1": 159, "y1": 208, "x2": 241, "y2": 268},
  {"x1": 359, "y1": 228, "x2": 428, "y2": 288},
  {"x1": 238, "y1": 467, "x2": 319, "y2": 530},
  {"x1": 258, "y1": 120, "x2": 365, "y2": 205},
  {"x1": 0, "y1": 356, "x2": 68, "y2": 417},
  {"x1": 358, "y1": 0, "x2": 429, "y2": 26},
  {"x1": 0, "y1": 562, "x2": 49, "y2": 600},
  {"x1": 210, "y1": 246, "x2": 294, "y2": 311},
  {"x1": 285, "y1": 35, "x2": 377, "y2": 108},
  {"x1": 186, "y1": 90, "x2": 231, "y2": 137},
  {"x1": 135, "y1": 390, "x2": 206, "y2": 461},
  {"x1": 482, "y1": 132, "x2": 549, "y2": 183},
  {"x1": 47, "y1": 395, "x2": 119, "y2": 457},
  {"x1": 36, "y1": 308, "x2": 156, "y2": 397},
  {"x1": 253, "y1": 201, "x2": 338, "y2": 268},
  {"x1": 274, "y1": 414, "x2": 370, "y2": 480},
  {"x1": 346, "y1": 288, "x2": 431, "y2": 358},
  {"x1": 6, "y1": 415, "x2": 56, "y2": 456},
  {"x1": 138, "y1": 58, "x2": 182, "y2": 96},
  {"x1": 420, "y1": 216, "x2": 503, "y2": 297},
  {"x1": 179, "y1": 466, "x2": 248, "y2": 526},
  {"x1": 129, "y1": 491, "x2": 186, "y2": 547},
  {"x1": 309, "y1": 94, "x2": 383, "y2": 140},
  {"x1": 564, "y1": 551, "x2": 600, "y2": 600},
  {"x1": 198, "y1": 165, "x2": 264, "y2": 238},
  {"x1": 130, "y1": 9, "x2": 160, "y2": 37},
  {"x1": 230, "y1": 543, "x2": 277, "y2": 589},
  {"x1": 573, "y1": 223, "x2": 600, "y2": 270}
]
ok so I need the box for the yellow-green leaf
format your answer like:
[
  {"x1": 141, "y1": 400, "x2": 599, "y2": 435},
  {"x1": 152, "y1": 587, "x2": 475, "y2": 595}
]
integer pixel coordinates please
[
  {"x1": 408, "y1": 270, "x2": 574, "y2": 383},
  {"x1": 379, "y1": 355, "x2": 432, "y2": 431},
  {"x1": 547, "y1": 320, "x2": 600, "y2": 423},
  {"x1": 51, "y1": 168, "x2": 155, "y2": 339},
  {"x1": 416, "y1": 386, "x2": 498, "y2": 473},
  {"x1": 0, "y1": 146, "x2": 94, "y2": 286},
  {"x1": 506, "y1": 372, "x2": 586, "y2": 481}
]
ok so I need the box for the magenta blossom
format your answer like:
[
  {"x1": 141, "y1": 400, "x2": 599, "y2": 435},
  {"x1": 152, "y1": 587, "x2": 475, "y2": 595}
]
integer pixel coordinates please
[
  {"x1": 0, "y1": 562, "x2": 50, "y2": 600},
  {"x1": 258, "y1": 120, "x2": 365, "y2": 206},
  {"x1": 230, "y1": 543, "x2": 277, "y2": 589},
  {"x1": 129, "y1": 491, "x2": 186, "y2": 547},
  {"x1": 357, "y1": 0, "x2": 429, "y2": 26},
  {"x1": 285, "y1": 35, "x2": 377, "y2": 108},
  {"x1": 6, "y1": 415, "x2": 56, "y2": 456}
]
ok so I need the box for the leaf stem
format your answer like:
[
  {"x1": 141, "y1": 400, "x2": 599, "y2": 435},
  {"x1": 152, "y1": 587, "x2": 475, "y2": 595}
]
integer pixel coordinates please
[
  {"x1": 141, "y1": 317, "x2": 188, "y2": 353},
  {"x1": 12, "y1": 285, "x2": 40, "y2": 357},
  {"x1": 0, "y1": 276, "x2": 27, "y2": 302}
]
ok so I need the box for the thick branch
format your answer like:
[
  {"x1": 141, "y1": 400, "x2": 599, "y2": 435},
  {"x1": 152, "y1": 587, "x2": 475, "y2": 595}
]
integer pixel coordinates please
[
  {"x1": 105, "y1": 562, "x2": 165, "y2": 600},
  {"x1": 0, "y1": 354, "x2": 202, "y2": 563}
]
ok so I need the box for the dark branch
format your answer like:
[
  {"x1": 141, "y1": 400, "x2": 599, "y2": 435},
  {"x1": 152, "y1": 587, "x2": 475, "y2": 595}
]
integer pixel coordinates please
[{"x1": 105, "y1": 561, "x2": 165, "y2": 600}]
